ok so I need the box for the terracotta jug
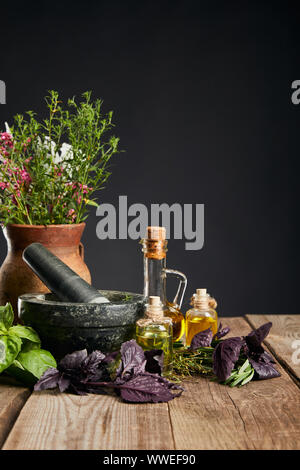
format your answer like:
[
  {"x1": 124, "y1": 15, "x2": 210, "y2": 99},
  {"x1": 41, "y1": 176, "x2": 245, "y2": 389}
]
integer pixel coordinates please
[{"x1": 0, "y1": 223, "x2": 91, "y2": 322}]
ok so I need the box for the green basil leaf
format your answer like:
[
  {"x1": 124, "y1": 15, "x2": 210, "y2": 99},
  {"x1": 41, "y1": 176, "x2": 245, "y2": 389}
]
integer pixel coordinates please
[
  {"x1": 20, "y1": 340, "x2": 41, "y2": 353},
  {"x1": 6, "y1": 360, "x2": 37, "y2": 387},
  {"x1": 0, "y1": 303, "x2": 14, "y2": 331},
  {"x1": 9, "y1": 325, "x2": 41, "y2": 344},
  {"x1": 0, "y1": 335, "x2": 22, "y2": 373},
  {"x1": 17, "y1": 349, "x2": 57, "y2": 379},
  {"x1": 12, "y1": 359, "x2": 25, "y2": 370}
]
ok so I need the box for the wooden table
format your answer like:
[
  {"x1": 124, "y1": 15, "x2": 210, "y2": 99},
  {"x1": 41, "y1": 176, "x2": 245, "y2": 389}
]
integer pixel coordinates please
[{"x1": 1, "y1": 315, "x2": 299, "y2": 450}]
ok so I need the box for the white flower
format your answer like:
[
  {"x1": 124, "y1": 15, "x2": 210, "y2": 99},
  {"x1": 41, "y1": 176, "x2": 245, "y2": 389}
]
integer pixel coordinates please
[
  {"x1": 55, "y1": 142, "x2": 73, "y2": 165},
  {"x1": 37, "y1": 137, "x2": 74, "y2": 164},
  {"x1": 5, "y1": 122, "x2": 12, "y2": 135},
  {"x1": 36, "y1": 137, "x2": 77, "y2": 176}
]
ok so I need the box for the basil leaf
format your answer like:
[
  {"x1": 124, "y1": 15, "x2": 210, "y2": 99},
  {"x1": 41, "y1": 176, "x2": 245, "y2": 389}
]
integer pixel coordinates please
[
  {"x1": 9, "y1": 325, "x2": 41, "y2": 344},
  {"x1": 0, "y1": 303, "x2": 14, "y2": 332},
  {"x1": 20, "y1": 340, "x2": 41, "y2": 353},
  {"x1": 0, "y1": 335, "x2": 22, "y2": 373},
  {"x1": 6, "y1": 360, "x2": 37, "y2": 387},
  {"x1": 17, "y1": 349, "x2": 57, "y2": 379}
]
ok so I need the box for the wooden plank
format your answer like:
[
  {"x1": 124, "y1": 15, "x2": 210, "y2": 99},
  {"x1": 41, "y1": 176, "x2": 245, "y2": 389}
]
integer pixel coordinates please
[
  {"x1": 169, "y1": 317, "x2": 300, "y2": 450},
  {"x1": 246, "y1": 314, "x2": 300, "y2": 382},
  {"x1": 3, "y1": 390, "x2": 174, "y2": 450},
  {"x1": 0, "y1": 377, "x2": 31, "y2": 448}
]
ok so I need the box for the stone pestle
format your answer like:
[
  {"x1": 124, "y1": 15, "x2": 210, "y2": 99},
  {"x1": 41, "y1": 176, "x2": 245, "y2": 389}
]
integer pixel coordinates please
[{"x1": 23, "y1": 243, "x2": 110, "y2": 304}]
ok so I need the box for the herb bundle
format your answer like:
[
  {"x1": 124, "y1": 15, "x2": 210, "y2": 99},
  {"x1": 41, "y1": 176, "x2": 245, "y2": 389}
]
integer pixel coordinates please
[
  {"x1": 172, "y1": 322, "x2": 281, "y2": 386},
  {"x1": 0, "y1": 91, "x2": 119, "y2": 225}
]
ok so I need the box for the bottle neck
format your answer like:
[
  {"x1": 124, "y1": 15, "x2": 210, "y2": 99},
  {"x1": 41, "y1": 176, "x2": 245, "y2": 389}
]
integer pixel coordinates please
[
  {"x1": 143, "y1": 256, "x2": 167, "y2": 305},
  {"x1": 141, "y1": 238, "x2": 168, "y2": 306}
]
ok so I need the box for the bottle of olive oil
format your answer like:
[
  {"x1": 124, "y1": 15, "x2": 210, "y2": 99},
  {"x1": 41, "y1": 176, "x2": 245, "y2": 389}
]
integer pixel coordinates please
[
  {"x1": 136, "y1": 296, "x2": 173, "y2": 375},
  {"x1": 185, "y1": 288, "x2": 218, "y2": 346},
  {"x1": 140, "y1": 226, "x2": 187, "y2": 341}
]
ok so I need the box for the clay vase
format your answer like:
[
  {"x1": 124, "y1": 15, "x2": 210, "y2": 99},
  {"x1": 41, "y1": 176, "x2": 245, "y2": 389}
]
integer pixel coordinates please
[{"x1": 0, "y1": 223, "x2": 91, "y2": 322}]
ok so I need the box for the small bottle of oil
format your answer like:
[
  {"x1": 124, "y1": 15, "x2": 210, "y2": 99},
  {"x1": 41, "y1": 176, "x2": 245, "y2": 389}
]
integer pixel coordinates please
[
  {"x1": 185, "y1": 288, "x2": 218, "y2": 346},
  {"x1": 136, "y1": 296, "x2": 173, "y2": 375}
]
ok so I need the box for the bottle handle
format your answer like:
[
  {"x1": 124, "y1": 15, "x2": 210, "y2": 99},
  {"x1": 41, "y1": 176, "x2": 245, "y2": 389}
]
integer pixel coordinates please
[{"x1": 163, "y1": 268, "x2": 187, "y2": 310}]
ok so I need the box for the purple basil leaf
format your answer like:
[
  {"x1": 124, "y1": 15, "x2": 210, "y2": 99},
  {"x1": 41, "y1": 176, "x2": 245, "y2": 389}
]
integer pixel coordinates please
[
  {"x1": 213, "y1": 337, "x2": 244, "y2": 382},
  {"x1": 118, "y1": 372, "x2": 183, "y2": 403},
  {"x1": 59, "y1": 349, "x2": 88, "y2": 371},
  {"x1": 118, "y1": 339, "x2": 146, "y2": 378},
  {"x1": 190, "y1": 328, "x2": 213, "y2": 350},
  {"x1": 212, "y1": 323, "x2": 230, "y2": 341},
  {"x1": 245, "y1": 322, "x2": 272, "y2": 353},
  {"x1": 144, "y1": 349, "x2": 164, "y2": 375},
  {"x1": 82, "y1": 351, "x2": 105, "y2": 371},
  {"x1": 248, "y1": 355, "x2": 281, "y2": 380},
  {"x1": 58, "y1": 373, "x2": 70, "y2": 392},
  {"x1": 34, "y1": 367, "x2": 60, "y2": 391},
  {"x1": 259, "y1": 350, "x2": 276, "y2": 364}
]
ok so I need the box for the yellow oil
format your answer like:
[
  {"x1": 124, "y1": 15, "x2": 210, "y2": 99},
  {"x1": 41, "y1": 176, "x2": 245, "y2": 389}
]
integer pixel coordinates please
[
  {"x1": 164, "y1": 302, "x2": 185, "y2": 342},
  {"x1": 186, "y1": 315, "x2": 218, "y2": 346},
  {"x1": 136, "y1": 323, "x2": 173, "y2": 375}
]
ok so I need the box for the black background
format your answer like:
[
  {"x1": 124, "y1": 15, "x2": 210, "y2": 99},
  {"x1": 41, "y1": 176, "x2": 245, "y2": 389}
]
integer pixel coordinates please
[{"x1": 0, "y1": 0, "x2": 299, "y2": 316}]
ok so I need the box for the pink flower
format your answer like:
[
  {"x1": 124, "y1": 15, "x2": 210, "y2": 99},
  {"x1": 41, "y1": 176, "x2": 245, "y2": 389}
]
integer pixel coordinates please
[
  {"x1": 67, "y1": 208, "x2": 76, "y2": 222},
  {"x1": 0, "y1": 146, "x2": 9, "y2": 157},
  {"x1": 20, "y1": 169, "x2": 31, "y2": 184},
  {"x1": 54, "y1": 165, "x2": 63, "y2": 177},
  {"x1": 0, "y1": 132, "x2": 13, "y2": 148},
  {"x1": 0, "y1": 182, "x2": 9, "y2": 190}
]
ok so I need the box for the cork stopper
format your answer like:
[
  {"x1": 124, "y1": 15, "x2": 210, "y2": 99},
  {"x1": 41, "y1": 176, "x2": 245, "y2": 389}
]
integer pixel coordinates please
[
  {"x1": 145, "y1": 295, "x2": 164, "y2": 319},
  {"x1": 192, "y1": 288, "x2": 210, "y2": 309},
  {"x1": 136, "y1": 295, "x2": 172, "y2": 327},
  {"x1": 196, "y1": 288, "x2": 207, "y2": 297},
  {"x1": 147, "y1": 226, "x2": 166, "y2": 241},
  {"x1": 141, "y1": 226, "x2": 167, "y2": 260}
]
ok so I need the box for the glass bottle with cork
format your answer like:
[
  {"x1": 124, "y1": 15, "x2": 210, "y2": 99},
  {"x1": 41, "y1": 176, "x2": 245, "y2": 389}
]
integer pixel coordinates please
[
  {"x1": 136, "y1": 295, "x2": 173, "y2": 375},
  {"x1": 185, "y1": 288, "x2": 218, "y2": 346},
  {"x1": 140, "y1": 226, "x2": 187, "y2": 342}
]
